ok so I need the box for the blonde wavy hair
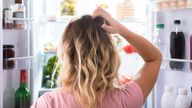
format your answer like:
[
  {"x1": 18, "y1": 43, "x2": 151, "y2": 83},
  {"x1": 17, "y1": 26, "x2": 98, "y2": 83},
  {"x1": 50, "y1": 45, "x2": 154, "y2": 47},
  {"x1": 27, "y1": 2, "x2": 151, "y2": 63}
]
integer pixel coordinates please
[{"x1": 58, "y1": 15, "x2": 121, "y2": 108}]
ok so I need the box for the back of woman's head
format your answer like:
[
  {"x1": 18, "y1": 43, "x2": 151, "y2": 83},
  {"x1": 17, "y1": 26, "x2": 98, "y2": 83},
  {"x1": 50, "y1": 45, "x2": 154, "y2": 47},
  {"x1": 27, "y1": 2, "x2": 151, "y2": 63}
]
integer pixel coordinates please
[{"x1": 58, "y1": 15, "x2": 120, "y2": 108}]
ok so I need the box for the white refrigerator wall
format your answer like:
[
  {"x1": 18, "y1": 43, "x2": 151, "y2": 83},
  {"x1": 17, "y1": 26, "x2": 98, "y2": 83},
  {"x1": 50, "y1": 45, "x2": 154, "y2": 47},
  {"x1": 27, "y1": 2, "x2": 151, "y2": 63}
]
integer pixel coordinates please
[
  {"x1": 0, "y1": 0, "x2": 3, "y2": 107},
  {"x1": 155, "y1": 9, "x2": 192, "y2": 108}
]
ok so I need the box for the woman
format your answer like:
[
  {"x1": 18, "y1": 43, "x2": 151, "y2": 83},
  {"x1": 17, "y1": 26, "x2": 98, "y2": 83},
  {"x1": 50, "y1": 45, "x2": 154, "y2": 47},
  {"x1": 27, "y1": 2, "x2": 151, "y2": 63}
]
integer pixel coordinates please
[{"x1": 31, "y1": 7, "x2": 162, "y2": 108}]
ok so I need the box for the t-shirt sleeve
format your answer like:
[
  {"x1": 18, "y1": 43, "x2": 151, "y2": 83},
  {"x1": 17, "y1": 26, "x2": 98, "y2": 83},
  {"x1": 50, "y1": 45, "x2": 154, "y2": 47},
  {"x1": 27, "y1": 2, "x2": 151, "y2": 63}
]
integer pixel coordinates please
[{"x1": 120, "y1": 81, "x2": 144, "y2": 108}]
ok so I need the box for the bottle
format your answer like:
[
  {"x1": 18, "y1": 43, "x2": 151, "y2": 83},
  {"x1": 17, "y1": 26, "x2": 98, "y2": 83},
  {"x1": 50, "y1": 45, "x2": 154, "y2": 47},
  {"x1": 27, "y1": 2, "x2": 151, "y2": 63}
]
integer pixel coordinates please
[
  {"x1": 13, "y1": 0, "x2": 26, "y2": 29},
  {"x1": 152, "y1": 23, "x2": 166, "y2": 55},
  {"x1": 170, "y1": 20, "x2": 185, "y2": 70},
  {"x1": 175, "y1": 88, "x2": 191, "y2": 108},
  {"x1": 3, "y1": 0, "x2": 13, "y2": 29},
  {"x1": 161, "y1": 86, "x2": 175, "y2": 108},
  {"x1": 15, "y1": 69, "x2": 31, "y2": 108},
  {"x1": 152, "y1": 23, "x2": 166, "y2": 69}
]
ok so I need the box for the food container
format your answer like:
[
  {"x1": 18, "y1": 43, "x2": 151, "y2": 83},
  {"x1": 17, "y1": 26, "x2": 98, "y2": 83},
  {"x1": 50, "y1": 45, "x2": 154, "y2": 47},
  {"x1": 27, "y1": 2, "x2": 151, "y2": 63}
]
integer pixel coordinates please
[{"x1": 3, "y1": 45, "x2": 15, "y2": 69}]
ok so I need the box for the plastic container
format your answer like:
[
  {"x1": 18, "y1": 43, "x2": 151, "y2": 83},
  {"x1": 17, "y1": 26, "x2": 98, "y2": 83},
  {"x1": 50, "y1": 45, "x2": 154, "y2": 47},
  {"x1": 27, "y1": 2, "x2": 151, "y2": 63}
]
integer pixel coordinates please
[
  {"x1": 175, "y1": 88, "x2": 191, "y2": 108},
  {"x1": 170, "y1": 20, "x2": 185, "y2": 70},
  {"x1": 161, "y1": 86, "x2": 175, "y2": 108}
]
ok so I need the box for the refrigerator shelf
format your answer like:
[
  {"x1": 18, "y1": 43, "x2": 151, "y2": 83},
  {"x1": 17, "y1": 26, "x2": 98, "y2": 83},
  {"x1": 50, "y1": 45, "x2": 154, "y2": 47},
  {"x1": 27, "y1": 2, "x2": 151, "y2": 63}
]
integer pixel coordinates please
[
  {"x1": 155, "y1": 7, "x2": 192, "y2": 12},
  {"x1": 163, "y1": 58, "x2": 192, "y2": 63},
  {"x1": 39, "y1": 87, "x2": 55, "y2": 92},
  {"x1": 41, "y1": 51, "x2": 57, "y2": 55},
  {"x1": 7, "y1": 56, "x2": 35, "y2": 61},
  {"x1": 38, "y1": 88, "x2": 56, "y2": 97},
  {"x1": 8, "y1": 18, "x2": 35, "y2": 21}
]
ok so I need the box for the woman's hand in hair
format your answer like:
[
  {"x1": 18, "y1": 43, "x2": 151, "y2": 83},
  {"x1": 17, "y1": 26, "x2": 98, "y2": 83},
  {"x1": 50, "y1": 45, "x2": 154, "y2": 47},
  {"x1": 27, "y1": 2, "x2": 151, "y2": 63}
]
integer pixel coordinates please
[{"x1": 93, "y1": 7, "x2": 119, "y2": 34}]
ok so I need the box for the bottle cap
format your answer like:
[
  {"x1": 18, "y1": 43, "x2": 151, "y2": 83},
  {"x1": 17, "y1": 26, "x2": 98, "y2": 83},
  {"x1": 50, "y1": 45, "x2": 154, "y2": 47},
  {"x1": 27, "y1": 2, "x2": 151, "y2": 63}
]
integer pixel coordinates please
[
  {"x1": 156, "y1": 23, "x2": 164, "y2": 28},
  {"x1": 3, "y1": 45, "x2": 14, "y2": 49},
  {"x1": 164, "y1": 86, "x2": 173, "y2": 92},
  {"x1": 178, "y1": 88, "x2": 188, "y2": 95},
  {"x1": 20, "y1": 69, "x2": 27, "y2": 83},
  {"x1": 15, "y1": 0, "x2": 22, "y2": 4},
  {"x1": 174, "y1": 20, "x2": 181, "y2": 25}
]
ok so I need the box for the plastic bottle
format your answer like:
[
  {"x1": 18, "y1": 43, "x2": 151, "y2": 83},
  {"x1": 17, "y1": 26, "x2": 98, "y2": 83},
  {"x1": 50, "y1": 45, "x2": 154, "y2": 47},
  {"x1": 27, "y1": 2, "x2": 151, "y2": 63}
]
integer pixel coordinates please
[
  {"x1": 170, "y1": 20, "x2": 185, "y2": 70},
  {"x1": 152, "y1": 23, "x2": 166, "y2": 69},
  {"x1": 175, "y1": 88, "x2": 191, "y2": 108},
  {"x1": 161, "y1": 86, "x2": 175, "y2": 108},
  {"x1": 152, "y1": 23, "x2": 166, "y2": 55}
]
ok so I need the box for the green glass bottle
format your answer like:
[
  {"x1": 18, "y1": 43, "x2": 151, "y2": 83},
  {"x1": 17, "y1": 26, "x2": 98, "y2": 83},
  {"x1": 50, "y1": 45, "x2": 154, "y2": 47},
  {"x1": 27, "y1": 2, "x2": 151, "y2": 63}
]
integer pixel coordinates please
[{"x1": 15, "y1": 69, "x2": 31, "y2": 108}]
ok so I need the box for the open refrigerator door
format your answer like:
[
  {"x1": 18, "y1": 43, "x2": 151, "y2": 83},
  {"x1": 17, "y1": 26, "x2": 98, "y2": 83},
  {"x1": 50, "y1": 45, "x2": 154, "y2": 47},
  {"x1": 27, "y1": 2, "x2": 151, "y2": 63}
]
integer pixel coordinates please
[
  {"x1": 149, "y1": 0, "x2": 192, "y2": 108},
  {"x1": 0, "y1": 0, "x2": 34, "y2": 107}
]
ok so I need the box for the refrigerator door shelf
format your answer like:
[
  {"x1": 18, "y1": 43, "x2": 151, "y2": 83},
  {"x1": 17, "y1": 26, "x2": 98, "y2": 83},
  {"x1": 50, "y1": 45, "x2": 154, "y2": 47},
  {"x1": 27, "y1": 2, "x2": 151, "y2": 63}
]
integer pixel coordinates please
[
  {"x1": 151, "y1": 0, "x2": 192, "y2": 12},
  {"x1": 8, "y1": 18, "x2": 35, "y2": 21},
  {"x1": 163, "y1": 58, "x2": 192, "y2": 63},
  {"x1": 7, "y1": 56, "x2": 34, "y2": 61}
]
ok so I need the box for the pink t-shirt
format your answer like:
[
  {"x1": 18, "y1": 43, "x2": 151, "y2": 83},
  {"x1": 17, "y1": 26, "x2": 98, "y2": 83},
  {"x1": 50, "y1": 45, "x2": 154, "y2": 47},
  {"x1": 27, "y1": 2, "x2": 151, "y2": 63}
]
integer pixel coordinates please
[{"x1": 31, "y1": 81, "x2": 143, "y2": 108}]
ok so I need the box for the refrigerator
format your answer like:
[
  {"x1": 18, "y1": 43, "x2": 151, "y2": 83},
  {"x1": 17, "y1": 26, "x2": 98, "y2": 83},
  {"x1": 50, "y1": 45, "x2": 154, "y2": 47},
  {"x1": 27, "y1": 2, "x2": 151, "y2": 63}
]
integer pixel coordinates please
[
  {"x1": 151, "y1": 1, "x2": 192, "y2": 108},
  {"x1": 0, "y1": 0, "x2": 192, "y2": 108}
]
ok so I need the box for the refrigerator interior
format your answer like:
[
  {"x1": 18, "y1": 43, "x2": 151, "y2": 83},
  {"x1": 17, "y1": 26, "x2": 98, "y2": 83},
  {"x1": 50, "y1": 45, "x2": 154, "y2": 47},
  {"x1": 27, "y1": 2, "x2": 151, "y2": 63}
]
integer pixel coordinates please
[
  {"x1": 0, "y1": 0, "x2": 150, "y2": 107},
  {"x1": 31, "y1": 0, "x2": 150, "y2": 104},
  {"x1": 154, "y1": 9, "x2": 192, "y2": 108}
]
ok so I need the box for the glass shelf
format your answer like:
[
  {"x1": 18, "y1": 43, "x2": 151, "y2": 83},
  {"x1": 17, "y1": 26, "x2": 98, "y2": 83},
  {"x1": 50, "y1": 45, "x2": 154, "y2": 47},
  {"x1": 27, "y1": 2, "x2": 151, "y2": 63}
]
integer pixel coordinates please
[
  {"x1": 119, "y1": 18, "x2": 146, "y2": 24},
  {"x1": 41, "y1": 51, "x2": 57, "y2": 55},
  {"x1": 8, "y1": 16, "x2": 146, "y2": 24},
  {"x1": 39, "y1": 87, "x2": 55, "y2": 92}
]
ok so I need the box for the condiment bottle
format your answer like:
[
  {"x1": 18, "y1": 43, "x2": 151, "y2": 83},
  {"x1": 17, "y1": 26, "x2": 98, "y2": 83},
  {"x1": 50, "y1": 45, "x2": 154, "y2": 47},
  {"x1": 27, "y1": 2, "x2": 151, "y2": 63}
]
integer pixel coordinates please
[
  {"x1": 13, "y1": 0, "x2": 26, "y2": 29},
  {"x1": 175, "y1": 88, "x2": 191, "y2": 108},
  {"x1": 3, "y1": 0, "x2": 13, "y2": 29},
  {"x1": 161, "y1": 86, "x2": 175, "y2": 108}
]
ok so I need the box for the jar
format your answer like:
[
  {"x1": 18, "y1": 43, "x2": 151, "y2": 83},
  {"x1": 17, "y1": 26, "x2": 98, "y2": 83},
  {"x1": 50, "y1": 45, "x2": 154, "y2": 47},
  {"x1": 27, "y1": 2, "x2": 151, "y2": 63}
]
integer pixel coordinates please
[
  {"x1": 13, "y1": 3, "x2": 26, "y2": 29},
  {"x1": 3, "y1": 45, "x2": 15, "y2": 69}
]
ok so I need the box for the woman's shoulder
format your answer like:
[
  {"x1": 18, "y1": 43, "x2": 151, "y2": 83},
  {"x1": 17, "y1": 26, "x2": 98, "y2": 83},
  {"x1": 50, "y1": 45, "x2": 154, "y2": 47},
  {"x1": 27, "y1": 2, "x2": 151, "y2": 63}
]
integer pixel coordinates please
[
  {"x1": 106, "y1": 81, "x2": 144, "y2": 108},
  {"x1": 31, "y1": 88, "x2": 76, "y2": 108}
]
